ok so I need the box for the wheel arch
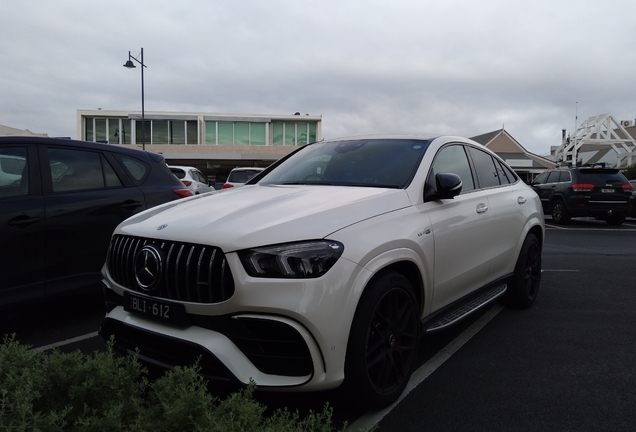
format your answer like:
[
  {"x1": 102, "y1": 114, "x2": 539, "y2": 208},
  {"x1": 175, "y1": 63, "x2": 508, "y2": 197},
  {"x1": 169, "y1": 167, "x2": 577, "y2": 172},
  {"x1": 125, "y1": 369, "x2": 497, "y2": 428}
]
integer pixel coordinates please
[
  {"x1": 361, "y1": 259, "x2": 425, "y2": 317},
  {"x1": 527, "y1": 224, "x2": 544, "y2": 252}
]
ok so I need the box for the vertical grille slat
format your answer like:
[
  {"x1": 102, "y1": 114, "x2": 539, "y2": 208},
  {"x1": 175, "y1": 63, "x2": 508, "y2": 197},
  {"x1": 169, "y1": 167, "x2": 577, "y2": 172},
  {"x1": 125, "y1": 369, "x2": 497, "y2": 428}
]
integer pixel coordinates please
[
  {"x1": 107, "y1": 235, "x2": 234, "y2": 304},
  {"x1": 208, "y1": 249, "x2": 217, "y2": 303}
]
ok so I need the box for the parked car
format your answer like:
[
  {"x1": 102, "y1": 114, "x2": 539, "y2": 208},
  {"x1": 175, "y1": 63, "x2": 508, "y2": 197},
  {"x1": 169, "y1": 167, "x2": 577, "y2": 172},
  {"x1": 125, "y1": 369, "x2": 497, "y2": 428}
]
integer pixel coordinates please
[
  {"x1": 222, "y1": 167, "x2": 265, "y2": 188},
  {"x1": 0, "y1": 136, "x2": 192, "y2": 309},
  {"x1": 168, "y1": 165, "x2": 214, "y2": 195},
  {"x1": 531, "y1": 164, "x2": 633, "y2": 225},
  {"x1": 99, "y1": 135, "x2": 544, "y2": 409}
]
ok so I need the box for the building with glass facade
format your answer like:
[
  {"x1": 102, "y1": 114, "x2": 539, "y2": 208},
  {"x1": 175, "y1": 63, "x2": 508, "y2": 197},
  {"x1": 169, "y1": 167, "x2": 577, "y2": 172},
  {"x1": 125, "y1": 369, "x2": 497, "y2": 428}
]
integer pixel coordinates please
[{"x1": 77, "y1": 110, "x2": 322, "y2": 183}]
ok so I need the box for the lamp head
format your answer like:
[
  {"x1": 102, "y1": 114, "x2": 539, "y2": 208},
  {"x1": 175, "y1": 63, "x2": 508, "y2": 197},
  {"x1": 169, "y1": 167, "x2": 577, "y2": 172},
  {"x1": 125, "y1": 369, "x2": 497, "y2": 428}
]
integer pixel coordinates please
[{"x1": 123, "y1": 60, "x2": 136, "y2": 69}]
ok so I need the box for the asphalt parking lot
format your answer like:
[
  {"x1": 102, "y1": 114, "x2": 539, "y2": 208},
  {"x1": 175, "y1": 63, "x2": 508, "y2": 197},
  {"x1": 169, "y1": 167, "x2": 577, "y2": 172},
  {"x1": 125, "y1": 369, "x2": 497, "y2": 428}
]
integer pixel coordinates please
[{"x1": 2, "y1": 217, "x2": 635, "y2": 431}]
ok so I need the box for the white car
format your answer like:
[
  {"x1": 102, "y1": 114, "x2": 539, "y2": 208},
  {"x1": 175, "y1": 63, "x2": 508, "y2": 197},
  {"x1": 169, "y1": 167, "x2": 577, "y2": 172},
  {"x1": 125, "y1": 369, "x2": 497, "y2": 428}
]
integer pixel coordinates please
[
  {"x1": 222, "y1": 167, "x2": 265, "y2": 188},
  {"x1": 169, "y1": 165, "x2": 213, "y2": 195},
  {"x1": 100, "y1": 135, "x2": 544, "y2": 409}
]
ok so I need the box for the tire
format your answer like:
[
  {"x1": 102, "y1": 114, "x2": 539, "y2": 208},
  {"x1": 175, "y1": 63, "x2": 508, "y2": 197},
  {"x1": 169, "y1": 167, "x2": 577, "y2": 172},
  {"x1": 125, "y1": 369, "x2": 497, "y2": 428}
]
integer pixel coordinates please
[
  {"x1": 505, "y1": 233, "x2": 541, "y2": 309},
  {"x1": 343, "y1": 272, "x2": 419, "y2": 410},
  {"x1": 606, "y1": 214, "x2": 626, "y2": 226},
  {"x1": 551, "y1": 200, "x2": 570, "y2": 224}
]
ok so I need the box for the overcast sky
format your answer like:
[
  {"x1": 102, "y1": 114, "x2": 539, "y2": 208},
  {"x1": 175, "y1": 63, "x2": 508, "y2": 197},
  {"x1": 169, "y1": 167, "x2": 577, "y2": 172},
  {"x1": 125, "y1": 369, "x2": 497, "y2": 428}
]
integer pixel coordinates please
[{"x1": 2, "y1": 0, "x2": 635, "y2": 156}]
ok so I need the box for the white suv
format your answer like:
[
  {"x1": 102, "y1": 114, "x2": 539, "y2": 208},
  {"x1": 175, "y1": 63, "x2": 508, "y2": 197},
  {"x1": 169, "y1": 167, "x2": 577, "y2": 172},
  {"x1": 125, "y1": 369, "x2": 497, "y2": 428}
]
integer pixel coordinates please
[
  {"x1": 169, "y1": 165, "x2": 213, "y2": 195},
  {"x1": 100, "y1": 135, "x2": 544, "y2": 409},
  {"x1": 222, "y1": 167, "x2": 265, "y2": 189}
]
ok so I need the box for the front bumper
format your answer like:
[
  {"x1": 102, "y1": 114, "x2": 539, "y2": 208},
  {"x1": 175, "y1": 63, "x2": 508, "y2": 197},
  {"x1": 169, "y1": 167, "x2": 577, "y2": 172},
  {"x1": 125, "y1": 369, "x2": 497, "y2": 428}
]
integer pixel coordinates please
[{"x1": 99, "y1": 253, "x2": 364, "y2": 391}]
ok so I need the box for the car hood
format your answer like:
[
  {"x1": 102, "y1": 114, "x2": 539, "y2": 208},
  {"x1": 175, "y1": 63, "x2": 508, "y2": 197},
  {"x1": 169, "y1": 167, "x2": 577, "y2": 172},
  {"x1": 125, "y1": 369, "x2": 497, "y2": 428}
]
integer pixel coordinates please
[{"x1": 116, "y1": 184, "x2": 412, "y2": 251}]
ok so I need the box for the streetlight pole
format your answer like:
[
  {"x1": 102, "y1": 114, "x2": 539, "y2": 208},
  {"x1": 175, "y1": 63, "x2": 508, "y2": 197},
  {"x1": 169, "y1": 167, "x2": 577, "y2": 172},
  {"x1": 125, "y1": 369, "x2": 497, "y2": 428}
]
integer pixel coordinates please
[{"x1": 124, "y1": 48, "x2": 147, "y2": 150}]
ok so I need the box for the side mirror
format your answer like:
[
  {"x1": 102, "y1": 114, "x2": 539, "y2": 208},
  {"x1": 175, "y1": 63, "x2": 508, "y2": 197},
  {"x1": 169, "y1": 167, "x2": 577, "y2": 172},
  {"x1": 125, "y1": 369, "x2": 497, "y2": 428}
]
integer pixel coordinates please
[{"x1": 424, "y1": 173, "x2": 462, "y2": 202}]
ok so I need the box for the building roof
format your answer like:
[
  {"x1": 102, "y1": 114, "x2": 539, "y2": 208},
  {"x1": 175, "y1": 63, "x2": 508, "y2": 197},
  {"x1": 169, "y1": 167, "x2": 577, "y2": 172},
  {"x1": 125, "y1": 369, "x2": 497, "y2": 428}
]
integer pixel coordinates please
[
  {"x1": 0, "y1": 124, "x2": 48, "y2": 137},
  {"x1": 471, "y1": 128, "x2": 555, "y2": 170}
]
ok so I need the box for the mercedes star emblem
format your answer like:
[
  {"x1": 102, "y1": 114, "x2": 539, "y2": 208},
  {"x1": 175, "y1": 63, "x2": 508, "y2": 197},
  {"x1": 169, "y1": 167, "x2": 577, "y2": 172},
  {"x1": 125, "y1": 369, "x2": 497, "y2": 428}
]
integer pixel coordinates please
[{"x1": 134, "y1": 244, "x2": 163, "y2": 292}]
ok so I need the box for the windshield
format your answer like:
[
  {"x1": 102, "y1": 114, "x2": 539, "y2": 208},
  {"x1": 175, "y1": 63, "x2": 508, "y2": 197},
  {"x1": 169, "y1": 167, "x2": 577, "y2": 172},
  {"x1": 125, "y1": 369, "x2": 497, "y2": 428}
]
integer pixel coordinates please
[{"x1": 259, "y1": 139, "x2": 431, "y2": 188}]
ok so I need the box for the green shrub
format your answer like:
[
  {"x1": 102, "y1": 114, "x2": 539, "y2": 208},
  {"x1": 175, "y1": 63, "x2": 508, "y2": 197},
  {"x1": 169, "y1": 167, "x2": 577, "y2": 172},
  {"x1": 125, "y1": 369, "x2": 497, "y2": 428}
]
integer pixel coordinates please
[{"x1": 0, "y1": 335, "x2": 345, "y2": 431}]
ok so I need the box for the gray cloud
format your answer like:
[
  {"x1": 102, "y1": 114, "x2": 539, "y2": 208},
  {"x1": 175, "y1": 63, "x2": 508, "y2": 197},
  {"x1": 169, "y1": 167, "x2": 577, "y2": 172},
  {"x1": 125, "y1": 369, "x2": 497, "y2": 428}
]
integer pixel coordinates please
[{"x1": 2, "y1": 0, "x2": 636, "y2": 155}]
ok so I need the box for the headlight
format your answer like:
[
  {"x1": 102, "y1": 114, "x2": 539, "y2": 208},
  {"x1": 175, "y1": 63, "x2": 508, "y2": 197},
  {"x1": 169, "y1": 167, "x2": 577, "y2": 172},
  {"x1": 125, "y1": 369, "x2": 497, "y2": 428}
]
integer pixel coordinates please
[{"x1": 238, "y1": 240, "x2": 344, "y2": 278}]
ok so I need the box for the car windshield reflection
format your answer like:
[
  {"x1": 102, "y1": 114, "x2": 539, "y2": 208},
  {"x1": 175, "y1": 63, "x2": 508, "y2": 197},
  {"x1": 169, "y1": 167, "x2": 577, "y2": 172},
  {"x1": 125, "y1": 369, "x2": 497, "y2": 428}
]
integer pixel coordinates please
[{"x1": 260, "y1": 139, "x2": 431, "y2": 188}]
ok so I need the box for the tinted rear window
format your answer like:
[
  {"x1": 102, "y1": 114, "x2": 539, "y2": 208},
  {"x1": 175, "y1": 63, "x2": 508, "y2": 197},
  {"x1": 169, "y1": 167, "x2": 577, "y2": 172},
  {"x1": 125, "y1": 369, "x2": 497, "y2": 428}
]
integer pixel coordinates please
[
  {"x1": 577, "y1": 169, "x2": 626, "y2": 184},
  {"x1": 228, "y1": 170, "x2": 262, "y2": 183},
  {"x1": 170, "y1": 168, "x2": 186, "y2": 179}
]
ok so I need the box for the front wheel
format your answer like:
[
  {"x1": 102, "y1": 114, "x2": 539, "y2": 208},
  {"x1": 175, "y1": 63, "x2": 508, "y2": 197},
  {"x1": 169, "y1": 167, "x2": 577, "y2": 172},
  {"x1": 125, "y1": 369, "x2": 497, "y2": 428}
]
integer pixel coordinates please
[
  {"x1": 343, "y1": 272, "x2": 419, "y2": 410},
  {"x1": 505, "y1": 233, "x2": 541, "y2": 308}
]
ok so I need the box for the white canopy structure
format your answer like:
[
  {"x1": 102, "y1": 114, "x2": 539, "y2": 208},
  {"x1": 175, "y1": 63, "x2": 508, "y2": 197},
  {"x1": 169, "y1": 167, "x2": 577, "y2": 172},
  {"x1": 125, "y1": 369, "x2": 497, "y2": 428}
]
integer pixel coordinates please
[{"x1": 554, "y1": 113, "x2": 636, "y2": 168}]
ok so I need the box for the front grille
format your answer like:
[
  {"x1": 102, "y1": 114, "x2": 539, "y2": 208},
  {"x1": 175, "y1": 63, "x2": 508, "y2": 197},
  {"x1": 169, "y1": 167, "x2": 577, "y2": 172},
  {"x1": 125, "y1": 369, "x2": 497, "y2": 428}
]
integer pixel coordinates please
[{"x1": 107, "y1": 235, "x2": 235, "y2": 304}]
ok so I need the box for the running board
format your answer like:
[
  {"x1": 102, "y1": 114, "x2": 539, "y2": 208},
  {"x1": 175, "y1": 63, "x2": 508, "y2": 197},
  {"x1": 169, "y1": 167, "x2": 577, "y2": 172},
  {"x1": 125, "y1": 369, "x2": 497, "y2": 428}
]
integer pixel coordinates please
[{"x1": 425, "y1": 283, "x2": 507, "y2": 333}]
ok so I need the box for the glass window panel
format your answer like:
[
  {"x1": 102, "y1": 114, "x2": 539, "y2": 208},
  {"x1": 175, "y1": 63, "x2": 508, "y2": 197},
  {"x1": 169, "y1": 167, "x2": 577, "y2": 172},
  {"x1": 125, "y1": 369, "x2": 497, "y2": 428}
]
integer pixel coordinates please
[
  {"x1": 85, "y1": 118, "x2": 94, "y2": 141},
  {"x1": 152, "y1": 121, "x2": 169, "y2": 144},
  {"x1": 186, "y1": 121, "x2": 198, "y2": 144},
  {"x1": 48, "y1": 148, "x2": 105, "y2": 192},
  {"x1": 135, "y1": 120, "x2": 151, "y2": 145},
  {"x1": 0, "y1": 147, "x2": 28, "y2": 197},
  {"x1": 272, "y1": 122, "x2": 283, "y2": 145},
  {"x1": 547, "y1": 171, "x2": 560, "y2": 183},
  {"x1": 309, "y1": 123, "x2": 317, "y2": 143},
  {"x1": 235, "y1": 122, "x2": 250, "y2": 145},
  {"x1": 121, "y1": 119, "x2": 131, "y2": 144},
  {"x1": 205, "y1": 121, "x2": 217, "y2": 145},
  {"x1": 218, "y1": 122, "x2": 233, "y2": 144},
  {"x1": 102, "y1": 154, "x2": 122, "y2": 187},
  {"x1": 297, "y1": 123, "x2": 307, "y2": 145},
  {"x1": 250, "y1": 123, "x2": 266, "y2": 145},
  {"x1": 170, "y1": 121, "x2": 185, "y2": 144},
  {"x1": 108, "y1": 119, "x2": 120, "y2": 144},
  {"x1": 95, "y1": 119, "x2": 107, "y2": 142},
  {"x1": 429, "y1": 145, "x2": 475, "y2": 192},
  {"x1": 285, "y1": 123, "x2": 295, "y2": 146},
  {"x1": 559, "y1": 171, "x2": 571, "y2": 182},
  {"x1": 120, "y1": 156, "x2": 148, "y2": 181},
  {"x1": 468, "y1": 147, "x2": 500, "y2": 188}
]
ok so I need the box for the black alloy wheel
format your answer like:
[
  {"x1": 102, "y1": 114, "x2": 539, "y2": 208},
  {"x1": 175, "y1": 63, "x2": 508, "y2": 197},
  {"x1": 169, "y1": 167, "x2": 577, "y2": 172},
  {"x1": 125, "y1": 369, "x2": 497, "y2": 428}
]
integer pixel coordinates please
[
  {"x1": 505, "y1": 233, "x2": 541, "y2": 308},
  {"x1": 344, "y1": 272, "x2": 419, "y2": 409}
]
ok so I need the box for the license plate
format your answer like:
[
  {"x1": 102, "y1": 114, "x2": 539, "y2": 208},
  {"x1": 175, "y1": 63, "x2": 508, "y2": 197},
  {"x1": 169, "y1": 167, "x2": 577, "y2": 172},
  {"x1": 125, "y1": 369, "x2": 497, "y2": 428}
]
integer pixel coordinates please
[
  {"x1": 601, "y1": 189, "x2": 614, "y2": 193},
  {"x1": 124, "y1": 291, "x2": 188, "y2": 326}
]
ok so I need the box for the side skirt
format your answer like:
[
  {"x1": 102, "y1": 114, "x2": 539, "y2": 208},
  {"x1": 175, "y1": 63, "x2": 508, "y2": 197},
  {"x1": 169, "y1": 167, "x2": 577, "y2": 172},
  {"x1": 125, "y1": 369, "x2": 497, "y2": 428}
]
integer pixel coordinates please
[{"x1": 422, "y1": 275, "x2": 511, "y2": 334}]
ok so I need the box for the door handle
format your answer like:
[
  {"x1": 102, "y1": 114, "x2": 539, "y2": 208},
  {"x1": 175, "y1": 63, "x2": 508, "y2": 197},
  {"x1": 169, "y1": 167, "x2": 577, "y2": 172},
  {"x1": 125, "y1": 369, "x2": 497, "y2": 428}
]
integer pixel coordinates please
[
  {"x1": 121, "y1": 200, "x2": 143, "y2": 211},
  {"x1": 476, "y1": 203, "x2": 488, "y2": 214},
  {"x1": 8, "y1": 215, "x2": 41, "y2": 228}
]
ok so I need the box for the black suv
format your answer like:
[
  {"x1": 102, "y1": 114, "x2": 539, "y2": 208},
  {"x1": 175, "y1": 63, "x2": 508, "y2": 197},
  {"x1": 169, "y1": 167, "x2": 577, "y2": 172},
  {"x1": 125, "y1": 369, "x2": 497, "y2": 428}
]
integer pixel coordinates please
[
  {"x1": 0, "y1": 136, "x2": 192, "y2": 309},
  {"x1": 531, "y1": 164, "x2": 634, "y2": 225}
]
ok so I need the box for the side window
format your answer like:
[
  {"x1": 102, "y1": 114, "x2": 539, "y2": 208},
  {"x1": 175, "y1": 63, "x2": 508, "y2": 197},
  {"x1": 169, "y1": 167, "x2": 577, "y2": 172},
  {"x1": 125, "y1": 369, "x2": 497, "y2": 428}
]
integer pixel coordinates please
[
  {"x1": 499, "y1": 160, "x2": 518, "y2": 184},
  {"x1": 468, "y1": 147, "x2": 500, "y2": 188},
  {"x1": 0, "y1": 147, "x2": 28, "y2": 198},
  {"x1": 48, "y1": 148, "x2": 121, "y2": 192},
  {"x1": 559, "y1": 171, "x2": 571, "y2": 183},
  {"x1": 119, "y1": 156, "x2": 148, "y2": 182},
  {"x1": 494, "y1": 159, "x2": 515, "y2": 185},
  {"x1": 533, "y1": 172, "x2": 549, "y2": 185},
  {"x1": 103, "y1": 155, "x2": 123, "y2": 187},
  {"x1": 429, "y1": 145, "x2": 475, "y2": 192},
  {"x1": 547, "y1": 171, "x2": 560, "y2": 183}
]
